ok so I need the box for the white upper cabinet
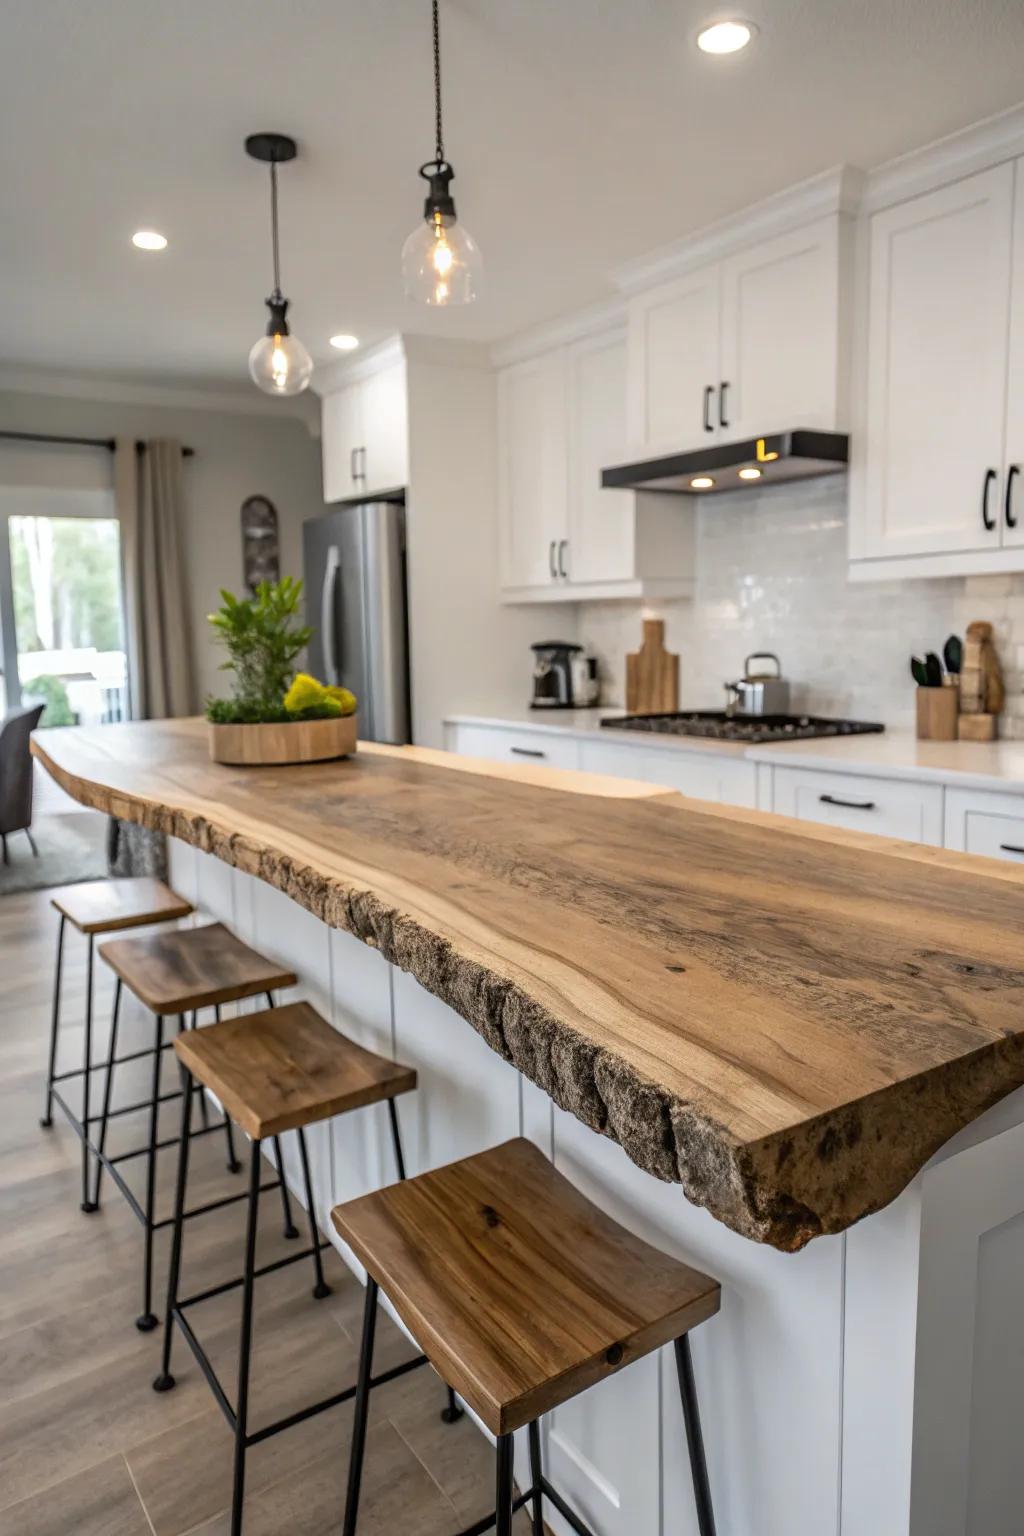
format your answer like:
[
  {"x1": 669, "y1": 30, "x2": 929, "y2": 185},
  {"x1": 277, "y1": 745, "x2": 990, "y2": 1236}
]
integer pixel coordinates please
[
  {"x1": 626, "y1": 264, "x2": 721, "y2": 456},
  {"x1": 566, "y1": 330, "x2": 634, "y2": 584},
  {"x1": 321, "y1": 354, "x2": 408, "y2": 502},
  {"x1": 1002, "y1": 160, "x2": 1024, "y2": 549},
  {"x1": 624, "y1": 214, "x2": 849, "y2": 459},
  {"x1": 853, "y1": 164, "x2": 1014, "y2": 565},
  {"x1": 719, "y1": 219, "x2": 844, "y2": 440},
  {"x1": 497, "y1": 351, "x2": 568, "y2": 591}
]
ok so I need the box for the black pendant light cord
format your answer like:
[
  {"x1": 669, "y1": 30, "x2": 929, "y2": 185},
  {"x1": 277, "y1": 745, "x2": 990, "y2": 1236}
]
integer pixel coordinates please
[
  {"x1": 432, "y1": 0, "x2": 445, "y2": 166},
  {"x1": 269, "y1": 161, "x2": 282, "y2": 299}
]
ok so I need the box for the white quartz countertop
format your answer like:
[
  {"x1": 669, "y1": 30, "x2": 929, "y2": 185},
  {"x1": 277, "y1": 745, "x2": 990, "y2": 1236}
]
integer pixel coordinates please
[{"x1": 445, "y1": 711, "x2": 1024, "y2": 793}]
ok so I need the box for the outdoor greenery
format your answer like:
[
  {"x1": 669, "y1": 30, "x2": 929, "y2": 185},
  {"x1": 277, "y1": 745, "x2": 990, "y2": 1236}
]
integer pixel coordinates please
[
  {"x1": 11, "y1": 515, "x2": 122, "y2": 654},
  {"x1": 23, "y1": 673, "x2": 75, "y2": 728},
  {"x1": 205, "y1": 578, "x2": 356, "y2": 725}
]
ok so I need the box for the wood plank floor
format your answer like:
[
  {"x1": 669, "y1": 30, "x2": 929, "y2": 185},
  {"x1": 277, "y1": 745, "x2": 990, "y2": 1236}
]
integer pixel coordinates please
[{"x1": 0, "y1": 887, "x2": 529, "y2": 1535}]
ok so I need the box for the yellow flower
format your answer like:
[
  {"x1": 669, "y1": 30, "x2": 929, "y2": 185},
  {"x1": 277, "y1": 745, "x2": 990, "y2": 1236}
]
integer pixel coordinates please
[
  {"x1": 325, "y1": 684, "x2": 357, "y2": 717},
  {"x1": 284, "y1": 672, "x2": 328, "y2": 715}
]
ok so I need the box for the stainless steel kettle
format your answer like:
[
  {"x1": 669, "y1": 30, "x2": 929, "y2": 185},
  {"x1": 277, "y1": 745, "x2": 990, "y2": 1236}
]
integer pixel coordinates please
[{"x1": 724, "y1": 653, "x2": 790, "y2": 716}]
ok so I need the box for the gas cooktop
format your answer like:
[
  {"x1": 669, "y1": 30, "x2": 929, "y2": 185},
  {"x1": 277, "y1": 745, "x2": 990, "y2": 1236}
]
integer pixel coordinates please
[{"x1": 601, "y1": 712, "x2": 885, "y2": 745}]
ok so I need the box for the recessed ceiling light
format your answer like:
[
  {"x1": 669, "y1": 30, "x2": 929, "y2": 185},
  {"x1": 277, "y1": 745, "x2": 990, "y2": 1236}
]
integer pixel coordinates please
[
  {"x1": 132, "y1": 230, "x2": 168, "y2": 251},
  {"x1": 329, "y1": 334, "x2": 360, "y2": 351},
  {"x1": 738, "y1": 466, "x2": 762, "y2": 480},
  {"x1": 690, "y1": 476, "x2": 715, "y2": 490},
  {"x1": 697, "y1": 20, "x2": 755, "y2": 54}
]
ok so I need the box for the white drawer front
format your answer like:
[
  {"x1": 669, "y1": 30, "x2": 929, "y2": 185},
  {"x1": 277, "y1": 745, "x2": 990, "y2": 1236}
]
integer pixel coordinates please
[
  {"x1": 446, "y1": 723, "x2": 581, "y2": 771},
  {"x1": 945, "y1": 787, "x2": 1024, "y2": 861},
  {"x1": 579, "y1": 739, "x2": 758, "y2": 807},
  {"x1": 772, "y1": 766, "x2": 943, "y2": 845}
]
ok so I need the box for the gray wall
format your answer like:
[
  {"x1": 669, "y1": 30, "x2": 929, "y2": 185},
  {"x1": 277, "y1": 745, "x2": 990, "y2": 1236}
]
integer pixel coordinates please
[{"x1": 0, "y1": 390, "x2": 324, "y2": 706}]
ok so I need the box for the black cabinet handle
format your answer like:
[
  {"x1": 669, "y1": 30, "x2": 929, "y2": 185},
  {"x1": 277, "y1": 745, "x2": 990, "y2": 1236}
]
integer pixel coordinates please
[
  {"x1": 982, "y1": 467, "x2": 997, "y2": 531},
  {"x1": 510, "y1": 746, "x2": 545, "y2": 758},
  {"x1": 1006, "y1": 464, "x2": 1020, "y2": 529},
  {"x1": 819, "y1": 793, "x2": 876, "y2": 811},
  {"x1": 349, "y1": 447, "x2": 358, "y2": 482},
  {"x1": 548, "y1": 540, "x2": 557, "y2": 579},
  {"x1": 557, "y1": 539, "x2": 568, "y2": 579},
  {"x1": 719, "y1": 381, "x2": 730, "y2": 430},
  {"x1": 703, "y1": 385, "x2": 714, "y2": 433},
  {"x1": 999, "y1": 843, "x2": 1024, "y2": 856}
]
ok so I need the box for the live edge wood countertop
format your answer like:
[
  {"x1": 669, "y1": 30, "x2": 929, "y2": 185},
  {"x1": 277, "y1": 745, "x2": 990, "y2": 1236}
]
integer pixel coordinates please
[{"x1": 32, "y1": 718, "x2": 1024, "y2": 1253}]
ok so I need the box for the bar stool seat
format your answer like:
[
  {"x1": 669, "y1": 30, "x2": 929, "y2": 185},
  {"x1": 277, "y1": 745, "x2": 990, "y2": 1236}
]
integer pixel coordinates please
[
  {"x1": 173, "y1": 1000, "x2": 418, "y2": 1138},
  {"x1": 99, "y1": 921, "x2": 296, "y2": 1014},
  {"x1": 334, "y1": 1138, "x2": 722, "y2": 1536},
  {"x1": 52, "y1": 876, "x2": 193, "y2": 935}
]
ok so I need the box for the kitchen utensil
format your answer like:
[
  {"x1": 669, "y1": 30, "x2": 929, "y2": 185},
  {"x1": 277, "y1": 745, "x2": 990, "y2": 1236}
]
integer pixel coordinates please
[
  {"x1": 530, "y1": 641, "x2": 581, "y2": 709},
  {"x1": 924, "y1": 652, "x2": 944, "y2": 687},
  {"x1": 910, "y1": 656, "x2": 929, "y2": 687},
  {"x1": 943, "y1": 634, "x2": 962, "y2": 677},
  {"x1": 916, "y1": 687, "x2": 958, "y2": 741},
  {"x1": 625, "y1": 619, "x2": 679, "y2": 715},
  {"x1": 570, "y1": 651, "x2": 600, "y2": 707},
  {"x1": 723, "y1": 652, "x2": 790, "y2": 716},
  {"x1": 960, "y1": 621, "x2": 1004, "y2": 716}
]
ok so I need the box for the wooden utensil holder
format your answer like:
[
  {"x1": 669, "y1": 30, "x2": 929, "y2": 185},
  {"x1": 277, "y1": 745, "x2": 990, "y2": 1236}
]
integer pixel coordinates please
[{"x1": 916, "y1": 687, "x2": 958, "y2": 742}]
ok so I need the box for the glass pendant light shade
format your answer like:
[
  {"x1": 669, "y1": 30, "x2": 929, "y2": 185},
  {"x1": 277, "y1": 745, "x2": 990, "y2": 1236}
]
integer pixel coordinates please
[
  {"x1": 248, "y1": 328, "x2": 314, "y2": 396},
  {"x1": 402, "y1": 210, "x2": 482, "y2": 306}
]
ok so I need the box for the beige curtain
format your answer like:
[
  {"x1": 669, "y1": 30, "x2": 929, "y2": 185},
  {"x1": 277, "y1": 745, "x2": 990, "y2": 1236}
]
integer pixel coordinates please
[{"x1": 115, "y1": 437, "x2": 196, "y2": 719}]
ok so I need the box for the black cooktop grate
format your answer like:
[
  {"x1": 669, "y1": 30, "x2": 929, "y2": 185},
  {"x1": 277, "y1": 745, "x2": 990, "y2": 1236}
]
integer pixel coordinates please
[{"x1": 600, "y1": 712, "x2": 885, "y2": 744}]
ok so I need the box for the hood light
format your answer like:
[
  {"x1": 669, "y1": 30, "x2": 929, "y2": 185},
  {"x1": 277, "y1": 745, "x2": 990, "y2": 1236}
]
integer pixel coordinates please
[
  {"x1": 690, "y1": 476, "x2": 715, "y2": 490},
  {"x1": 738, "y1": 467, "x2": 762, "y2": 480}
]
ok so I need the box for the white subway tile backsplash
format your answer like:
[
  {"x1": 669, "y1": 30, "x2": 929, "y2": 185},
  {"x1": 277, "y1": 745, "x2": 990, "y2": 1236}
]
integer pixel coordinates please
[{"x1": 578, "y1": 478, "x2": 1024, "y2": 735}]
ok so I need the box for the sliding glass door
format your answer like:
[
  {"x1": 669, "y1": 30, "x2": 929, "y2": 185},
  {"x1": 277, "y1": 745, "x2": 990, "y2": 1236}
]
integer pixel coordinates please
[{"x1": 0, "y1": 487, "x2": 127, "y2": 725}]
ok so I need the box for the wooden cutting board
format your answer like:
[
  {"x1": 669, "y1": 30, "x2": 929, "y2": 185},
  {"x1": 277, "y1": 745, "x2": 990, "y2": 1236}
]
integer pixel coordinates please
[{"x1": 625, "y1": 619, "x2": 679, "y2": 714}]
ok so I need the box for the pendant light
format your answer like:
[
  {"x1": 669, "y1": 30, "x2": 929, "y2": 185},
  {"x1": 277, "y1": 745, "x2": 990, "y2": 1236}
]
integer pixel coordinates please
[
  {"x1": 245, "y1": 133, "x2": 313, "y2": 396},
  {"x1": 401, "y1": 0, "x2": 482, "y2": 306}
]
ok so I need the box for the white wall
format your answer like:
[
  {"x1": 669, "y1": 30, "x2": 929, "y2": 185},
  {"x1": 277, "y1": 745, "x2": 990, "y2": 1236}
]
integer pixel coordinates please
[
  {"x1": 578, "y1": 475, "x2": 1024, "y2": 734},
  {"x1": 404, "y1": 348, "x2": 578, "y2": 746},
  {"x1": 0, "y1": 388, "x2": 324, "y2": 707}
]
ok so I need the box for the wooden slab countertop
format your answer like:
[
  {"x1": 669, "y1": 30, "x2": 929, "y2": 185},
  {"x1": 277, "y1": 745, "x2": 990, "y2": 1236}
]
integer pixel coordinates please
[{"x1": 32, "y1": 718, "x2": 1024, "y2": 1252}]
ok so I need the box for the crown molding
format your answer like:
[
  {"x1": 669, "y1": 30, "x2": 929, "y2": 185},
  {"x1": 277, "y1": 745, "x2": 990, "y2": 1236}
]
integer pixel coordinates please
[
  {"x1": 611, "y1": 166, "x2": 866, "y2": 295},
  {"x1": 313, "y1": 334, "x2": 407, "y2": 393},
  {"x1": 863, "y1": 101, "x2": 1024, "y2": 214},
  {"x1": 0, "y1": 364, "x2": 320, "y2": 427},
  {"x1": 490, "y1": 295, "x2": 626, "y2": 368}
]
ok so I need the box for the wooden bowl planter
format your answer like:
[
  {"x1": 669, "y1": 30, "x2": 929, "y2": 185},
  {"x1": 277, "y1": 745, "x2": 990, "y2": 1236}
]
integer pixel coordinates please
[{"x1": 208, "y1": 713, "x2": 357, "y2": 766}]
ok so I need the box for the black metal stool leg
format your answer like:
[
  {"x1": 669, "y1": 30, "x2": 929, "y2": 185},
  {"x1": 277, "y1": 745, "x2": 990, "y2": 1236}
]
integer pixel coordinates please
[
  {"x1": 80, "y1": 935, "x2": 98, "y2": 1213},
  {"x1": 296, "y1": 1127, "x2": 331, "y2": 1299},
  {"x1": 187, "y1": 1012, "x2": 212, "y2": 1132},
  {"x1": 92, "y1": 977, "x2": 123, "y2": 1207},
  {"x1": 441, "y1": 1384, "x2": 464, "y2": 1424},
  {"x1": 136, "y1": 1014, "x2": 164, "y2": 1332},
  {"x1": 528, "y1": 1420, "x2": 545, "y2": 1536},
  {"x1": 215, "y1": 1004, "x2": 241, "y2": 1173},
  {"x1": 275, "y1": 1134, "x2": 299, "y2": 1239},
  {"x1": 153, "y1": 1070, "x2": 194, "y2": 1393},
  {"x1": 495, "y1": 1433, "x2": 515, "y2": 1536},
  {"x1": 231, "y1": 1139, "x2": 263, "y2": 1536},
  {"x1": 675, "y1": 1334, "x2": 717, "y2": 1536},
  {"x1": 40, "y1": 913, "x2": 65, "y2": 1127},
  {"x1": 342, "y1": 1277, "x2": 379, "y2": 1536},
  {"x1": 386, "y1": 1097, "x2": 407, "y2": 1180}
]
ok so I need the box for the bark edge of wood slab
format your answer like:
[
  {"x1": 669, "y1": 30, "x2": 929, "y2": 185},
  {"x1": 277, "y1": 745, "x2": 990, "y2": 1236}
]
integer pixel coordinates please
[{"x1": 32, "y1": 720, "x2": 1024, "y2": 1253}]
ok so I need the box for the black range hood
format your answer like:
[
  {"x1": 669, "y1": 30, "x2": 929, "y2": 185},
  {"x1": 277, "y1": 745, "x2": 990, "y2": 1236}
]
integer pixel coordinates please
[{"x1": 601, "y1": 430, "x2": 849, "y2": 495}]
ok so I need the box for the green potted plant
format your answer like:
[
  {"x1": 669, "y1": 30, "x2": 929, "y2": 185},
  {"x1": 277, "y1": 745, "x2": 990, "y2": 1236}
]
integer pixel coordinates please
[{"x1": 205, "y1": 577, "x2": 357, "y2": 765}]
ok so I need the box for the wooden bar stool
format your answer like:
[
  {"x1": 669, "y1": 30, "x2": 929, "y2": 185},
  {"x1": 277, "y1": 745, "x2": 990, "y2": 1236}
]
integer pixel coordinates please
[
  {"x1": 41, "y1": 877, "x2": 193, "y2": 1213},
  {"x1": 153, "y1": 1000, "x2": 428, "y2": 1536},
  {"x1": 94, "y1": 921, "x2": 298, "y2": 1331},
  {"x1": 334, "y1": 1137, "x2": 722, "y2": 1536}
]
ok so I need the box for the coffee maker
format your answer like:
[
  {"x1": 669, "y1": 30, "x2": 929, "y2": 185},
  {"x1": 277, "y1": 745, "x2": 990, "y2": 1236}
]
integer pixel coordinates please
[{"x1": 530, "y1": 641, "x2": 599, "y2": 709}]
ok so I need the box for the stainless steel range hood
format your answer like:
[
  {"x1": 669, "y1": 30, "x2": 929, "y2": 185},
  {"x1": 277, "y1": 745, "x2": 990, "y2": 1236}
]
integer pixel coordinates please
[{"x1": 601, "y1": 430, "x2": 849, "y2": 495}]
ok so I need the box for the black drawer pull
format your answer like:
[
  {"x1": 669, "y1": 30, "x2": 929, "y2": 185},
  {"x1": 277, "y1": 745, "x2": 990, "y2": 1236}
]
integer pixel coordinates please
[
  {"x1": 1006, "y1": 464, "x2": 1020, "y2": 530},
  {"x1": 703, "y1": 384, "x2": 714, "y2": 433},
  {"x1": 999, "y1": 843, "x2": 1024, "y2": 856},
  {"x1": 982, "y1": 467, "x2": 997, "y2": 531},
  {"x1": 819, "y1": 793, "x2": 875, "y2": 811},
  {"x1": 510, "y1": 746, "x2": 546, "y2": 759}
]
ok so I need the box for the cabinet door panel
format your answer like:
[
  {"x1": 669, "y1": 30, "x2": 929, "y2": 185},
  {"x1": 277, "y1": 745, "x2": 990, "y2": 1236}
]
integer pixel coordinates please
[
  {"x1": 862, "y1": 165, "x2": 1013, "y2": 558},
  {"x1": 567, "y1": 330, "x2": 634, "y2": 584},
  {"x1": 360, "y1": 362, "x2": 408, "y2": 495},
  {"x1": 772, "y1": 765, "x2": 943, "y2": 844},
  {"x1": 720, "y1": 218, "x2": 840, "y2": 441},
  {"x1": 321, "y1": 384, "x2": 362, "y2": 502},
  {"x1": 498, "y1": 354, "x2": 568, "y2": 590},
  {"x1": 1002, "y1": 159, "x2": 1024, "y2": 548},
  {"x1": 626, "y1": 265, "x2": 720, "y2": 456}
]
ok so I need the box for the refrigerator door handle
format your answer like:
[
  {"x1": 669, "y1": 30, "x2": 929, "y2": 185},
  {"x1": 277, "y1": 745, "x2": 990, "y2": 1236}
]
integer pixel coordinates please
[{"x1": 320, "y1": 544, "x2": 342, "y2": 684}]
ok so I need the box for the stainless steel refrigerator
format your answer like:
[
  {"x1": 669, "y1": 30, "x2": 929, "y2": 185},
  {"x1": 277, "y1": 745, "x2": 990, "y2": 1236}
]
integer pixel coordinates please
[{"x1": 303, "y1": 499, "x2": 411, "y2": 744}]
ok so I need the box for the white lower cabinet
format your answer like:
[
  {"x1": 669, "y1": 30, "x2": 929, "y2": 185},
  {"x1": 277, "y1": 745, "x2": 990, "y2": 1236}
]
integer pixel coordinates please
[
  {"x1": 943, "y1": 786, "x2": 1024, "y2": 860},
  {"x1": 770, "y1": 764, "x2": 944, "y2": 844},
  {"x1": 443, "y1": 722, "x2": 581, "y2": 772},
  {"x1": 578, "y1": 738, "x2": 758, "y2": 807}
]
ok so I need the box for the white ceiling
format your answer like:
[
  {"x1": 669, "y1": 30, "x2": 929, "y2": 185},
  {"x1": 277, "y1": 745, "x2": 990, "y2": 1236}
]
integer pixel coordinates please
[{"x1": 3, "y1": 0, "x2": 1024, "y2": 389}]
